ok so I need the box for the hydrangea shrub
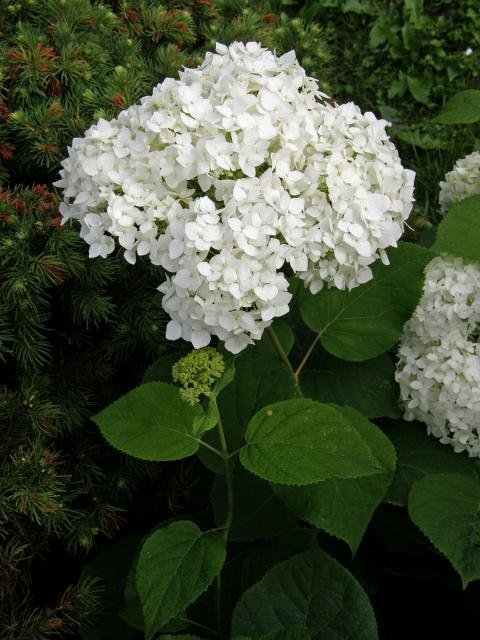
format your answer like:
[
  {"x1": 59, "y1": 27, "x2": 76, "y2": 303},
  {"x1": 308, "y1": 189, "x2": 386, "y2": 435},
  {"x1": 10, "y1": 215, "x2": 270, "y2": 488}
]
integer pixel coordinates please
[{"x1": 57, "y1": 54, "x2": 480, "y2": 639}]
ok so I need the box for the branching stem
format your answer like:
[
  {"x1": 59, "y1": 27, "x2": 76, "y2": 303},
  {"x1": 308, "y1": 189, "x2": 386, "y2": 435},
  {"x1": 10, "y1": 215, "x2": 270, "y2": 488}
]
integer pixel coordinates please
[
  {"x1": 267, "y1": 326, "x2": 304, "y2": 397},
  {"x1": 294, "y1": 332, "x2": 323, "y2": 381}
]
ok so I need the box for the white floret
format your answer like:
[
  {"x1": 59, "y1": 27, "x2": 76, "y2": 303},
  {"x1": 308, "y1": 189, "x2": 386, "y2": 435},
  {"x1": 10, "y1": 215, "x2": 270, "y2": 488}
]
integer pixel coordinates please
[{"x1": 439, "y1": 150, "x2": 480, "y2": 213}]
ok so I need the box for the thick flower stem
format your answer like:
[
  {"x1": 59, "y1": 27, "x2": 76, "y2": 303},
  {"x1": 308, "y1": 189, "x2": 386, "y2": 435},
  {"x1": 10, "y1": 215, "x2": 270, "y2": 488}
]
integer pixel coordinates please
[
  {"x1": 211, "y1": 395, "x2": 234, "y2": 638},
  {"x1": 216, "y1": 417, "x2": 234, "y2": 541},
  {"x1": 267, "y1": 326, "x2": 303, "y2": 397}
]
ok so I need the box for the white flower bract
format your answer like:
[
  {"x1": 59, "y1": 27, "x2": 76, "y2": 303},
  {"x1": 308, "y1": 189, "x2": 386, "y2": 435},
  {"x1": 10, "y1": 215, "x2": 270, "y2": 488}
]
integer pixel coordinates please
[
  {"x1": 55, "y1": 41, "x2": 414, "y2": 353},
  {"x1": 396, "y1": 255, "x2": 480, "y2": 457},
  {"x1": 439, "y1": 150, "x2": 480, "y2": 214}
]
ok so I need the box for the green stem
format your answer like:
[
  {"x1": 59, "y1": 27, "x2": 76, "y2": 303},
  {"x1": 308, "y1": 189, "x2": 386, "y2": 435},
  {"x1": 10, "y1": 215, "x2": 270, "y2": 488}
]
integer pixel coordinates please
[
  {"x1": 294, "y1": 332, "x2": 322, "y2": 382},
  {"x1": 267, "y1": 326, "x2": 303, "y2": 397},
  {"x1": 211, "y1": 394, "x2": 234, "y2": 638},
  {"x1": 267, "y1": 326, "x2": 295, "y2": 377},
  {"x1": 178, "y1": 618, "x2": 217, "y2": 635},
  {"x1": 214, "y1": 403, "x2": 234, "y2": 539},
  {"x1": 197, "y1": 439, "x2": 223, "y2": 457}
]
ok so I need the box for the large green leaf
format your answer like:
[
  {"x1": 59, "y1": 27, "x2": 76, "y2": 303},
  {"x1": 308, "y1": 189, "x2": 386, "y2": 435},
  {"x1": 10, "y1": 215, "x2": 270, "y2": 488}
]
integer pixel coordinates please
[
  {"x1": 299, "y1": 243, "x2": 432, "y2": 361},
  {"x1": 232, "y1": 547, "x2": 378, "y2": 639},
  {"x1": 274, "y1": 407, "x2": 396, "y2": 553},
  {"x1": 211, "y1": 466, "x2": 294, "y2": 541},
  {"x1": 198, "y1": 351, "x2": 296, "y2": 474},
  {"x1": 241, "y1": 527, "x2": 318, "y2": 590},
  {"x1": 408, "y1": 473, "x2": 480, "y2": 588},
  {"x1": 384, "y1": 420, "x2": 478, "y2": 506},
  {"x1": 122, "y1": 565, "x2": 191, "y2": 634},
  {"x1": 431, "y1": 90, "x2": 480, "y2": 124},
  {"x1": 136, "y1": 521, "x2": 226, "y2": 640},
  {"x1": 220, "y1": 351, "x2": 297, "y2": 431},
  {"x1": 121, "y1": 557, "x2": 189, "y2": 637},
  {"x1": 432, "y1": 195, "x2": 480, "y2": 263},
  {"x1": 275, "y1": 475, "x2": 391, "y2": 556},
  {"x1": 240, "y1": 400, "x2": 392, "y2": 485},
  {"x1": 301, "y1": 353, "x2": 400, "y2": 418},
  {"x1": 93, "y1": 382, "x2": 203, "y2": 461}
]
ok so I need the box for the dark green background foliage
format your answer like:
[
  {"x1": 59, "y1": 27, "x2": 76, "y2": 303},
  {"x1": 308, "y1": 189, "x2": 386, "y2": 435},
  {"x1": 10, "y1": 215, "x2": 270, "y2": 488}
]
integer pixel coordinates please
[{"x1": 0, "y1": 0, "x2": 479, "y2": 638}]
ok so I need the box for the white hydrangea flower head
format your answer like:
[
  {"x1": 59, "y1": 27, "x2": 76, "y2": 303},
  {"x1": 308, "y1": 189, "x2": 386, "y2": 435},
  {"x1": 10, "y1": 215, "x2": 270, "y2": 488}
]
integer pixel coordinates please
[
  {"x1": 396, "y1": 255, "x2": 480, "y2": 457},
  {"x1": 55, "y1": 41, "x2": 415, "y2": 353},
  {"x1": 439, "y1": 150, "x2": 480, "y2": 214}
]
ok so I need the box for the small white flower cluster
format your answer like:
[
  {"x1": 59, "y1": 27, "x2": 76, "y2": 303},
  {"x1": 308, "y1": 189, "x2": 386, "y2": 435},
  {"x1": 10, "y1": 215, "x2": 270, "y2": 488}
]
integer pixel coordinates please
[
  {"x1": 396, "y1": 255, "x2": 480, "y2": 457},
  {"x1": 55, "y1": 41, "x2": 414, "y2": 353},
  {"x1": 439, "y1": 150, "x2": 480, "y2": 214}
]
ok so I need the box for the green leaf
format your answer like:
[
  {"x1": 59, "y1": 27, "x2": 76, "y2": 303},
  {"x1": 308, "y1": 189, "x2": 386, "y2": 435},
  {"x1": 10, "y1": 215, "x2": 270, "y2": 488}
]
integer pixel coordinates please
[
  {"x1": 121, "y1": 561, "x2": 144, "y2": 630},
  {"x1": 301, "y1": 353, "x2": 400, "y2": 418},
  {"x1": 136, "y1": 521, "x2": 226, "y2": 640},
  {"x1": 221, "y1": 352, "x2": 297, "y2": 430},
  {"x1": 93, "y1": 382, "x2": 203, "y2": 461},
  {"x1": 388, "y1": 77, "x2": 407, "y2": 99},
  {"x1": 408, "y1": 473, "x2": 480, "y2": 588},
  {"x1": 142, "y1": 353, "x2": 178, "y2": 384},
  {"x1": 342, "y1": 0, "x2": 376, "y2": 14},
  {"x1": 240, "y1": 400, "x2": 392, "y2": 485},
  {"x1": 232, "y1": 547, "x2": 378, "y2": 639},
  {"x1": 384, "y1": 420, "x2": 478, "y2": 506},
  {"x1": 299, "y1": 243, "x2": 432, "y2": 361},
  {"x1": 276, "y1": 475, "x2": 391, "y2": 556},
  {"x1": 432, "y1": 195, "x2": 480, "y2": 263},
  {"x1": 192, "y1": 401, "x2": 218, "y2": 438},
  {"x1": 198, "y1": 352, "x2": 296, "y2": 474},
  {"x1": 211, "y1": 466, "x2": 294, "y2": 541},
  {"x1": 212, "y1": 355, "x2": 235, "y2": 396},
  {"x1": 404, "y1": 0, "x2": 423, "y2": 24},
  {"x1": 122, "y1": 557, "x2": 190, "y2": 635},
  {"x1": 431, "y1": 90, "x2": 480, "y2": 124},
  {"x1": 396, "y1": 128, "x2": 447, "y2": 150},
  {"x1": 241, "y1": 527, "x2": 318, "y2": 590},
  {"x1": 407, "y1": 75, "x2": 432, "y2": 104},
  {"x1": 369, "y1": 16, "x2": 390, "y2": 48},
  {"x1": 274, "y1": 407, "x2": 396, "y2": 553}
]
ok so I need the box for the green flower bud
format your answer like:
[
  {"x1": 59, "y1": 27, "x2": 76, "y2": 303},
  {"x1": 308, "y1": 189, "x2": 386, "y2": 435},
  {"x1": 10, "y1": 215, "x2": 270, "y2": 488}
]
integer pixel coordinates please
[{"x1": 172, "y1": 347, "x2": 225, "y2": 405}]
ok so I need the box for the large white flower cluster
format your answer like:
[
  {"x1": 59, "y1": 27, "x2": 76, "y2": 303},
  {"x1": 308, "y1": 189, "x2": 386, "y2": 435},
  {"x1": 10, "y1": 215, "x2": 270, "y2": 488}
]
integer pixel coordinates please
[
  {"x1": 439, "y1": 150, "x2": 480, "y2": 213},
  {"x1": 396, "y1": 255, "x2": 480, "y2": 457},
  {"x1": 55, "y1": 41, "x2": 414, "y2": 353}
]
